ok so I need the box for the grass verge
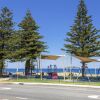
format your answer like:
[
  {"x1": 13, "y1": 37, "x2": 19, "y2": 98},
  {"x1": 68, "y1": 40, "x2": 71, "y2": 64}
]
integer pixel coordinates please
[{"x1": 1, "y1": 78, "x2": 100, "y2": 86}]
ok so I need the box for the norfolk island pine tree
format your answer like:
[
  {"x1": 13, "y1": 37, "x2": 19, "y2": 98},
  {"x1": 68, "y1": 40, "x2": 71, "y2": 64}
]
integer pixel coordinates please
[{"x1": 63, "y1": 0, "x2": 100, "y2": 77}]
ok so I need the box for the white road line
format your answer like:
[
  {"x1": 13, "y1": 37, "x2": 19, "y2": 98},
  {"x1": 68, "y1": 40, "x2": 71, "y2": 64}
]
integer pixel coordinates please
[
  {"x1": 0, "y1": 87, "x2": 11, "y2": 90},
  {"x1": 88, "y1": 95, "x2": 99, "y2": 99},
  {"x1": 16, "y1": 97, "x2": 28, "y2": 99},
  {"x1": 1, "y1": 99, "x2": 9, "y2": 100}
]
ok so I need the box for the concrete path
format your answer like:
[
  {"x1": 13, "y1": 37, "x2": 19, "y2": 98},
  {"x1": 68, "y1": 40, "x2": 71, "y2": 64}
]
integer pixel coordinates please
[{"x1": 1, "y1": 82, "x2": 100, "y2": 89}]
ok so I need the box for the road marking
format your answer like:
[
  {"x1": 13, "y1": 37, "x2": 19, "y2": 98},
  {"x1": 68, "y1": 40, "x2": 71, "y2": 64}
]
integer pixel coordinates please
[
  {"x1": 16, "y1": 97, "x2": 28, "y2": 99},
  {"x1": 0, "y1": 87, "x2": 11, "y2": 90},
  {"x1": 2, "y1": 99, "x2": 9, "y2": 100},
  {"x1": 88, "y1": 95, "x2": 99, "y2": 99}
]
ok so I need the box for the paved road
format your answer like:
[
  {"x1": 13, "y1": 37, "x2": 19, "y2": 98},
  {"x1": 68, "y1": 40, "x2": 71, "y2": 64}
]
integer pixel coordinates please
[{"x1": 0, "y1": 84, "x2": 100, "y2": 100}]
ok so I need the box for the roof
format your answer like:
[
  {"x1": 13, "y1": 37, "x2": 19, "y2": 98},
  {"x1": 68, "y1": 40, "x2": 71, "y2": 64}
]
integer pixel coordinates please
[
  {"x1": 76, "y1": 56, "x2": 99, "y2": 63},
  {"x1": 41, "y1": 55, "x2": 65, "y2": 60}
]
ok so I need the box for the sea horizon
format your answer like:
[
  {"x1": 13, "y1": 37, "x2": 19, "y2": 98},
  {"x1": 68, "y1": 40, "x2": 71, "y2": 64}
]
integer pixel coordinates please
[{"x1": 4, "y1": 68, "x2": 100, "y2": 74}]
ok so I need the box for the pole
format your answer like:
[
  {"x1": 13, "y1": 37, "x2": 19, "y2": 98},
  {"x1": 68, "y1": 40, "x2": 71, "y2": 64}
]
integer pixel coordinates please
[
  {"x1": 6, "y1": 61, "x2": 8, "y2": 74},
  {"x1": 40, "y1": 54, "x2": 42, "y2": 80},
  {"x1": 37, "y1": 58, "x2": 39, "y2": 75},
  {"x1": 16, "y1": 62, "x2": 19, "y2": 80},
  {"x1": 94, "y1": 63, "x2": 97, "y2": 77},
  {"x1": 70, "y1": 53, "x2": 72, "y2": 80},
  {"x1": 63, "y1": 55, "x2": 65, "y2": 81}
]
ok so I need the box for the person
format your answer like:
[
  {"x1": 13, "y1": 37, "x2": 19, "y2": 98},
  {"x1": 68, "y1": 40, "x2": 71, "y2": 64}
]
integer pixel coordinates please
[
  {"x1": 82, "y1": 64, "x2": 88, "y2": 76},
  {"x1": 9, "y1": 72, "x2": 12, "y2": 78},
  {"x1": 54, "y1": 65, "x2": 57, "y2": 72},
  {"x1": 50, "y1": 64, "x2": 52, "y2": 72},
  {"x1": 85, "y1": 64, "x2": 88, "y2": 68}
]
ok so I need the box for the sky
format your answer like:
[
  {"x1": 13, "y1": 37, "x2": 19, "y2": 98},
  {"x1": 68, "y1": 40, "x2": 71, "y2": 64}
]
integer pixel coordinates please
[{"x1": 0, "y1": 0, "x2": 100, "y2": 69}]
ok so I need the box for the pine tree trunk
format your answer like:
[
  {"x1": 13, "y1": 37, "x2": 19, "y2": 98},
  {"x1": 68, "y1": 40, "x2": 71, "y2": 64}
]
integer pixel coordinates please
[
  {"x1": 30, "y1": 66, "x2": 32, "y2": 76},
  {"x1": 82, "y1": 62, "x2": 85, "y2": 77},
  {"x1": 30, "y1": 59, "x2": 33, "y2": 76},
  {"x1": 25, "y1": 59, "x2": 30, "y2": 76},
  {"x1": 0, "y1": 61, "x2": 4, "y2": 77},
  {"x1": 25, "y1": 66, "x2": 29, "y2": 76}
]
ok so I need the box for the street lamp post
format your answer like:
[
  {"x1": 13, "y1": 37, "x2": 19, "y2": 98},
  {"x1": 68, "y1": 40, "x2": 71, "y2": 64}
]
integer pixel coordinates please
[
  {"x1": 70, "y1": 52, "x2": 72, "y2": 80},
  {"x1": 39, "y1": 54, "x2": 42, "y2": 80},
  {"x1": 62, "y1": 55, "x2": 65, "y2": 81}
]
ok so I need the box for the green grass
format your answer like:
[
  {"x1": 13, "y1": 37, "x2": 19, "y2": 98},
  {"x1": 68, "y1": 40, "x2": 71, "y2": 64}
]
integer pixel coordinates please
[
  {"x1": 7, "y1": 78, "x2": 64, "y2": 83},
  {"x1": 4, "y1": 78, "x2": 100, "y2": 86}
]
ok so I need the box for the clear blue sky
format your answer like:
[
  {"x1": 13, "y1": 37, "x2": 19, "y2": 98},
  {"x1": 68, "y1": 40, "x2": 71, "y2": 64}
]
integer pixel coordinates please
[{"x1": 0, "y1": 0, "x2": 100, "y2": 68}]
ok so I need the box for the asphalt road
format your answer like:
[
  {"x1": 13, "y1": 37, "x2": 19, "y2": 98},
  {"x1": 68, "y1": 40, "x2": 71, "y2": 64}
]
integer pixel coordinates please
[{"x1": 0, "y1": 84, "x2": 100, "y2": 100}]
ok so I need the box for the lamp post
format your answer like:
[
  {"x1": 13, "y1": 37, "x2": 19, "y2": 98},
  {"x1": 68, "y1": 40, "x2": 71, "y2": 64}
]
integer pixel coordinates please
[
  {"x1": 70, "y1": 52, "x2": 72, "y2": 80},
  {"x1": 62, "y1": 55, "x2": 65, "y2": 81},
  {"x1": 39, "y1": 54, "x2": 42, "y2": 80}
]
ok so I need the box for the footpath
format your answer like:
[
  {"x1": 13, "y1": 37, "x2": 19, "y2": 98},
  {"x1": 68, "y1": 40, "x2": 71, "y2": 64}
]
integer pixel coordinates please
[{"x1": 0, "y1": 81, "x2": 100, "y2": 89}]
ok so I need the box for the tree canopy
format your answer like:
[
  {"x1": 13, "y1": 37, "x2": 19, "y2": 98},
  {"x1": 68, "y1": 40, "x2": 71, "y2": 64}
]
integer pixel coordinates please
[
  {"x1": 0, "y1": 7, "x2": 14, "y2": 75},
  {"x1": 15, "y1": 10, "x2": 47, "y2": 75},
  {"x1": 0, "y1": 8, "x2": 47, "y2": 76},
  {"x1": 63, "y1": 0, "x2": 100, "y2": 77},
  {"x1": 18, "y1": 10, "x2": 47, "y2": 60},
  {"x1": 64, "y1": 0, "x2": 100, "y2": 57}
]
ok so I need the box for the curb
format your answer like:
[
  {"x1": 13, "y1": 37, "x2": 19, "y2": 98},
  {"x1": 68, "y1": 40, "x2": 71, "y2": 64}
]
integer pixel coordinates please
[
  {"x1": 1, "y1": 82, "x2": 100, "y2": 89},
  {"x1": 0, "y1": 78, "x2": 10, "y2": 81}
]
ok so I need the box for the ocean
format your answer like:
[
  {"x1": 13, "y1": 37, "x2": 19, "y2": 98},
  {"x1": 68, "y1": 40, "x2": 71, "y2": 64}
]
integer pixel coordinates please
[{"x1": 4, "y1": 68, "x2": 100, "y2": 74}]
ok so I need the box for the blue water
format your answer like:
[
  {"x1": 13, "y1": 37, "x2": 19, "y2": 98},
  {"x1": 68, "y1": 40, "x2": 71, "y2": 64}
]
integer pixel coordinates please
[{"x1": 4, "y1": 68, "x2": 100, "y2": 74}]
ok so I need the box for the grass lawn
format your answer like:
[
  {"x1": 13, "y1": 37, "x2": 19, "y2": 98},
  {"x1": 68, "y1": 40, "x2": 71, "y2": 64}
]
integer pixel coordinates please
[{"x1": 4, "y1": 78, "x2": 100, "y2": 86}]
